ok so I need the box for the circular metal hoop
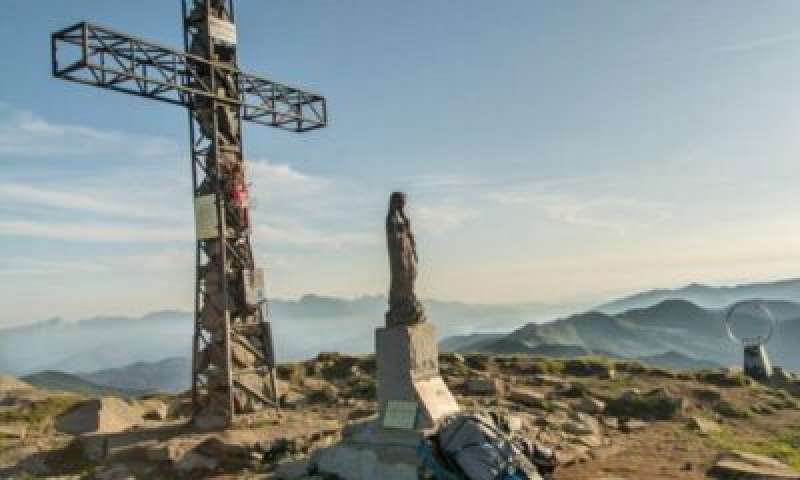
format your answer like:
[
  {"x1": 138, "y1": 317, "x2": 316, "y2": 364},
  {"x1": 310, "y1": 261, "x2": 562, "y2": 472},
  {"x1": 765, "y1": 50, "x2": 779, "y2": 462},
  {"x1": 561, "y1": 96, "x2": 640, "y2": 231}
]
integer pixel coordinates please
[{"x1": 723, "y1": 300, "x2": 775, "y2": 346}]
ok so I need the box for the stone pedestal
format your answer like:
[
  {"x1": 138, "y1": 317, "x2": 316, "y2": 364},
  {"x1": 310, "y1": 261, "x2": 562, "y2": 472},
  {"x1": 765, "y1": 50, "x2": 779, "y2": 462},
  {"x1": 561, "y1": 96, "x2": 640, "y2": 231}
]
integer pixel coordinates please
[
  {"x1": 312, "y1": 322, "x2": 459, "y2": 480},
  {"x1": 376, "y1": 322, "x2": 459, "y2": 430},
  {"x1": 743, "y1": 344, "x2": 772, "y2": 380}
]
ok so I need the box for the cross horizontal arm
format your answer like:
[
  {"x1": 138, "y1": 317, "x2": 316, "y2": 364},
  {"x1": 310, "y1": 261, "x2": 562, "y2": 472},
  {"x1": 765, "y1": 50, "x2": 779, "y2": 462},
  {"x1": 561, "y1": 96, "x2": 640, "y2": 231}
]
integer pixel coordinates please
[{"x1": 51, "y1": 22, "x2": 327, "y2": 132}]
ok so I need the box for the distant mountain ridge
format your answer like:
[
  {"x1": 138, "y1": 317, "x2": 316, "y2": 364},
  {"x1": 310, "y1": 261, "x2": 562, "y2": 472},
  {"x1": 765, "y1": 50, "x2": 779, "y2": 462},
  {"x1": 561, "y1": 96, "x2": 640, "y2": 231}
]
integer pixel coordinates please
[
  {"x1": 4, "y1": 277, "x2": 800, "y2": 379},
  {"x1": 449, "y1": 298, "x2": 800, "y2": 371},
  {"x1": 597, "y1": 278, "x2": 800, "y2": 314},
  {"x1": 0, "y1": 296, "x2": 576, "y2": 376},
  {"x1": 79, "y1": 357, "x2": 191, "y2": 394},
  {"x1": 21, "y1": 371, "x2": 146, "y2": 397}
]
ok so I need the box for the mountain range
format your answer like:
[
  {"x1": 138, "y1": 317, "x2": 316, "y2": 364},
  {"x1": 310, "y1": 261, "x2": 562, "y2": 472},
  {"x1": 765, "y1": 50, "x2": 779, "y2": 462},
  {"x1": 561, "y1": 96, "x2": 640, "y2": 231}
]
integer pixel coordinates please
[
  {"x1": 596, "y1": 278, "x2": 800, "y2": 314},
  {"x1": 0, "y1": 295, "x2": 572, "y2": 376},
  {"x1": 449, "y1": 298, "x2": 800, "y2": 370},
  {"x1": 1, "y1": 278, "x2": 798, "y2": 392},
  {"x1": 21, "y1": 370, "x2": 147, "y2": 397}
]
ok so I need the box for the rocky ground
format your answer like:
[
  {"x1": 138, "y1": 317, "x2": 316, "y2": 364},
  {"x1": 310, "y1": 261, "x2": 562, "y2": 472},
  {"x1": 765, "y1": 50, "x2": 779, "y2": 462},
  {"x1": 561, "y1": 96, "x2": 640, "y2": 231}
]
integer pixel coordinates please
[{"x1": 1, "y1": 353, "x2": 800, "y2": 479}]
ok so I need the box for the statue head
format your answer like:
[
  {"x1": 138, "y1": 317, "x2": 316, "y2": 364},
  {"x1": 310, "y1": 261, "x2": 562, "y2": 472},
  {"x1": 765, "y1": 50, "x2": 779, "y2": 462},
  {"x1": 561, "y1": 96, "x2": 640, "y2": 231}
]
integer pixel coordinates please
[{"x1": 389, "y1": 191, "x2": 407, "y2": 212}]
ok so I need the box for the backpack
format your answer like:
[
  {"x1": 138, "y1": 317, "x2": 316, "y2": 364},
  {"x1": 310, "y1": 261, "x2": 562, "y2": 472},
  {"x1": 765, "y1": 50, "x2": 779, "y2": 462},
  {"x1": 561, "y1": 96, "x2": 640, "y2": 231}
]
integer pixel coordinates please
[{"x1": 436, "y1": 413, "x2": 543, "y2": 480}]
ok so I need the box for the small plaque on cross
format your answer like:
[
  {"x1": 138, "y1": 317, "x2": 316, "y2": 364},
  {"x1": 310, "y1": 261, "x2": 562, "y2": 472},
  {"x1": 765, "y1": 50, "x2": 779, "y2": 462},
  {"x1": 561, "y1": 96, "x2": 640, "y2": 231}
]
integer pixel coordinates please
[
  {"x1": 208, "y1": 16, "x2": 237, "y2": 45},
  {"x1": 194, "y1": 194, "x2": 219, "y2": 240},
  {"x1": 383, "y1": 400, "x2": 418, "y2": 430}
]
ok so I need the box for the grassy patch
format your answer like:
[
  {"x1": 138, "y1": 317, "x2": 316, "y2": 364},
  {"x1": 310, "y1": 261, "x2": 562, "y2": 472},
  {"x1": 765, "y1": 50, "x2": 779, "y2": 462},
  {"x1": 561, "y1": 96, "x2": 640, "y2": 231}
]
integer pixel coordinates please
[
  {"x1": 0, "y1": 395, "x2": 80, "y2": 429},
  {"x1": 695, "y1": 370, "x2": 752, "y2": 388},
  {"x1": 713, "y1": 400, "x2": 752, "y2": 419},
  {"x1": 709, "y1": 427, "x2": 800, "y2": 470}
]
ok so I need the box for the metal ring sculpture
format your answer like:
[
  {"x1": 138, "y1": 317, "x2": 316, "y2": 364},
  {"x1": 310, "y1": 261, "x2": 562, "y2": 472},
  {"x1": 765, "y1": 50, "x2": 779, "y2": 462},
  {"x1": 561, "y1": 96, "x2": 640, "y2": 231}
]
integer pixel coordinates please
[{"x1": 723, "y1": 300, "x2": 775, "y2": 347}]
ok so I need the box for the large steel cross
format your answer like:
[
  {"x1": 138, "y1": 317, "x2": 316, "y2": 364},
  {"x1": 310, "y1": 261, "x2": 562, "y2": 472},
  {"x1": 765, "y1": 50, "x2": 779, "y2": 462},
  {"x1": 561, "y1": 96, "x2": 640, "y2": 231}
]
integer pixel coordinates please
[{"x1": 51, "y1": 0, "x2": 327, "y2": 426}]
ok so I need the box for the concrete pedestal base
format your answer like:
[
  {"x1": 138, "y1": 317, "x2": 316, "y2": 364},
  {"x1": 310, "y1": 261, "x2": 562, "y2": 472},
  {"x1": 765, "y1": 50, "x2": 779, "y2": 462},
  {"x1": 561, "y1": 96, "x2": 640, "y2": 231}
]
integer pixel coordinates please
[
  {"x1": 312, "y1": 321, "x2": 459, "y2": 480},
  {"x1": 311, "y1": 419, "x2": 423, "y2": 480}
]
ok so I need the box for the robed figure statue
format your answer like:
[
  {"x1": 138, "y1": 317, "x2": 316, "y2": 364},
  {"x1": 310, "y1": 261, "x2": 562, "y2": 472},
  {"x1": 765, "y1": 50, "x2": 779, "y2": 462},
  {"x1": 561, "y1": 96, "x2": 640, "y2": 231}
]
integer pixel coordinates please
[{"x1": 385, "y1": 192, "x2": 426, "y2": 326}]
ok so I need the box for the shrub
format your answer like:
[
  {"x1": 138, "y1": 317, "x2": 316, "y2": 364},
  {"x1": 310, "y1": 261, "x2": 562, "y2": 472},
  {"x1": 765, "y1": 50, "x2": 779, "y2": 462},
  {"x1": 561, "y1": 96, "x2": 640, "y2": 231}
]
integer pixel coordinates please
[
  {"x1": 695, "y1": 370, "x2": 752, "y2": 388},
  {"x1": 713, "y1": 400, "x2": 752, "y2": 419},
  {"x1": 348, "y1": 377, "x2": 377, "y2": 400},
  {"x1": 605, "y1": 388, "x2": 685, "y2": 420},
  {"x1": 563, "y1": 358, "x2": 614, "y2": 378},
  {"x1": 307, "y1": 386, "x2": 338, "y2": 404}
]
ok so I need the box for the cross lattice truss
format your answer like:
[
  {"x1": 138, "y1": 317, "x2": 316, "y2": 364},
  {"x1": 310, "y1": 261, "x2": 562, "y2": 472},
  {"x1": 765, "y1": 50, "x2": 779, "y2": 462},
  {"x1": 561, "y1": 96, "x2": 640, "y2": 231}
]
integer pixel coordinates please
[
  {"x1": 52, "y1": 22, "x2": 326, "y2": 132},
  {"x1": 51, "y1": 0, "x2": 327, "y2": 425}
]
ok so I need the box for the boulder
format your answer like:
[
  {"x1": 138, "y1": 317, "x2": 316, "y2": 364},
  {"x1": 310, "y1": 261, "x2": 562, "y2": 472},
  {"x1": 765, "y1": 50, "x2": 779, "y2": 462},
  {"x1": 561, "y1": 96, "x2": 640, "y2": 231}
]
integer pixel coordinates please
[
  {"x1": 691, "y1": 386, "x2": 723, "y2": 403},
  {"x1": 0, "y1": 375, "x2": 34, "y2": 393},
  {"x1": 167, "y1": 396, "x2": 193, "y2": 419},
  {"x1": 577, "y1": 396, "x2": 606, "y2": 414},
  {"x1": 145, "y1": 438, "x2": 197, "y2": 463},
  {"x1": 505, "y1": 415, "x2": 523, "y2": 433},
  {"x1": 175, "y1": 451, "x2": 218, "y2": 472},
  {"x1": 281, "y1": 390, "x2": 307, "y2": 409},
  {"x1": 556, "y1": 444, "x2": 591, "y2": 466},
  {"x1": 575, "y1": 432, "x2": 604, "y2": 448},
  {"x1": 465, "y1": 377, "x2": 502, "y2": 395},
  {"x1": 621, "y1": 419, "x2": 648, "y2": 432},
  {"x1": 196, "y1": 429, "x2": 270, "y2": 464},
  {"x1": 438, "y1": 352, "x2": 465, "y2": 365},
  {"x1": 509, "y1": 387, "x2": 547, "y2": 408},
  {"x1": 688, "y1": 416, "x2": 721, "y2": 436},
  {"x1": 55, "y1": 397, "x2": 143, "y2": 435},
  {"x1": 139, "y1": 399, "x2": 168, "y2": 420},
  {"x1": 0, "y1": 423, "x2": 27, "y2": 439},
  {"x1": 565, "y1": 411, "x2": 600, "y2": 436},
  {"x1": 93, "y1": 464, "x2": 135, "y2": 480},
  {"x1": 709, "y1": 451, "x2": 800, "y2": 479},
  {"x1": 274, "y1": 458, "x2": 311, "y2": 479},
  {"x1": 531, "y1": 374, "x2": 569, "y2": 388},
  {"x1": 600, "y1": 416, "x2": 619, "y2": 429},
  {"x1": 464, "y1": 354, "x2": 492, "y2": 371}
]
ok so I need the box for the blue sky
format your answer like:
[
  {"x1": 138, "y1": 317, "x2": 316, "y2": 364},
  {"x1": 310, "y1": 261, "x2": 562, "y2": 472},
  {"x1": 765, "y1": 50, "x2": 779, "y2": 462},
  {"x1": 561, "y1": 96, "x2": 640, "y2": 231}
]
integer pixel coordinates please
[{"x1": 2, "y1": 1, "x2": 800, "y2": 326}]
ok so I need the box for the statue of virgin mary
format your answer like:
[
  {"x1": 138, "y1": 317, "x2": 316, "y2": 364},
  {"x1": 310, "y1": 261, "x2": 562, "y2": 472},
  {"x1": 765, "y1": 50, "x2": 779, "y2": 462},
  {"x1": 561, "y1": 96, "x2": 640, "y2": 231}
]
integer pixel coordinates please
[{"x1": 385, "y1": 191, "x2": 426, "y2": 326}]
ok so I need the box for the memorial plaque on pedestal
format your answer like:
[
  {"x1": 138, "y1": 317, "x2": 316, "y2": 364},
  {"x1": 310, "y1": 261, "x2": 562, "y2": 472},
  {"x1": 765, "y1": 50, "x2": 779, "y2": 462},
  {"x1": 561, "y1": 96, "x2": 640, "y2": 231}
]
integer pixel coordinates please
[{"x1": 383, "y1": 400, "x2": 419, "y2": 430}]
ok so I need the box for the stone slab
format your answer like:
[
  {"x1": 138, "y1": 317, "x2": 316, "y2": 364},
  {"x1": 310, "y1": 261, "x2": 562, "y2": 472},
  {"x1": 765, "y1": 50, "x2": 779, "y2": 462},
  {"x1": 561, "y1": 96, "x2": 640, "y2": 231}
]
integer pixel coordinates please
[{"x1": 414, "y1": 376, "x2": 459, "y2": 425}]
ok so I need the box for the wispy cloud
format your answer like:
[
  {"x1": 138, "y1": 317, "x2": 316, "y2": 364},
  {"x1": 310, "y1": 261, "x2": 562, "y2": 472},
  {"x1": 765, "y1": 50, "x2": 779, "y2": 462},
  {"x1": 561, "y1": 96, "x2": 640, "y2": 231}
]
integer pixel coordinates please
[
  {"x1": 0, "y1": 219, "x2": 190, "y2": 243},
  {"x1": 490, "y1": 189, "x2": 670, "y2": 233},
  {"x1": 255, "y1": 223, "x2": 379, "y2": 249},
  {"x1": 0, "y1": 257, "x2": 107, "y2": 276},
  {"x1": 248, "y1": 160, "x2": 328, "y2": 198},
  {"x1": 415, "y1": 203, "x2": 480, "y2": 235},
  {"x1": 714, "y1": 33, "x2": 800, "y2": 54},
  {"x1": 0, "y1": 182, "x2": 179, "y2": 220},
  {"x1": 0, "y1": 106, "x2": 178, "y2": 158},
  {"x1": 0, "y1": 250, "x2": 194, "y2": 277}
]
